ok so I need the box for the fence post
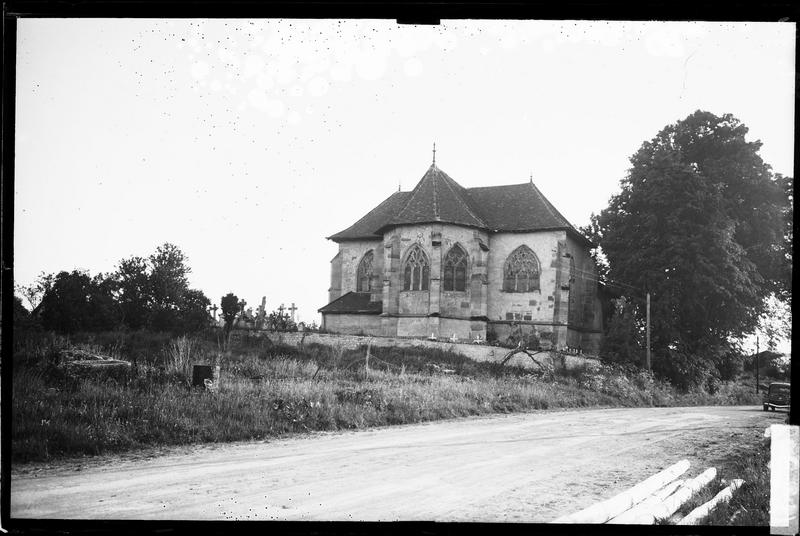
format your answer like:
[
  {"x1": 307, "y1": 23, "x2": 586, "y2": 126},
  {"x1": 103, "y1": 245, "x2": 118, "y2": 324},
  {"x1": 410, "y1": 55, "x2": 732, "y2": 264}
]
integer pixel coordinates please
[{"x1": 365, "y1": 341, "x2": 371, "y2": 380}]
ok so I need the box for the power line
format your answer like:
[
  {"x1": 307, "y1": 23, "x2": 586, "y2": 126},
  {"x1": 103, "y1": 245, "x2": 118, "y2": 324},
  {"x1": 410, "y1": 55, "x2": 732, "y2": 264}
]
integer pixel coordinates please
[
  {"x1": 565, "y1": 262, "x2": 643, "y2": 292},
  {"x1": 565, "y1": 266, "x2": 644, "y2": 294}
]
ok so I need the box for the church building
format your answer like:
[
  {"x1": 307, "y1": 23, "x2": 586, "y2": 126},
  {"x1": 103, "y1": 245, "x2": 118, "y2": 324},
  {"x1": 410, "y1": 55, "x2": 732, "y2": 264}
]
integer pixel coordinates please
[{"x1": 319, "y1": 157, "x2": 604, "y2": 353}]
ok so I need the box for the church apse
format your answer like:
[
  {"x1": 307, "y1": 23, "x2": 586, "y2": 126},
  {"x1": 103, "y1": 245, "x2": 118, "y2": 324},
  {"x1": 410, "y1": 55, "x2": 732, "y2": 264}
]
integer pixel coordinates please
[{"x1": 320, "y1": 161, "x2": 601, "y2": 350}]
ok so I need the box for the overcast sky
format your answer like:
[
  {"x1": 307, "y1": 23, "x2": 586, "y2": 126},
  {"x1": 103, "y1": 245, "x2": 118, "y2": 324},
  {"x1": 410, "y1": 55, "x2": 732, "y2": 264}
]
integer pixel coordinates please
[{"x1": 14, "y1": 19, "x2": 794, "y2": 348}]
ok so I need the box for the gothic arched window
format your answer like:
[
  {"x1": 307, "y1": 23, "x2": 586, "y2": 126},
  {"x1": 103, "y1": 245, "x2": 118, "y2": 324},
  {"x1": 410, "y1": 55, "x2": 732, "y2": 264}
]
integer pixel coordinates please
[
  {"x1": 503, "y1": 245, "x2": 540, "y2": 292},
  {"x1": 443, "y1": 244, "x2": 468, "y2": 291},
  {"x1": 403, "y1": 245, "x2": 430, "y2": 291},
  {"x1": 356, "y1": 250, "x2": 374, "y2": 292}
]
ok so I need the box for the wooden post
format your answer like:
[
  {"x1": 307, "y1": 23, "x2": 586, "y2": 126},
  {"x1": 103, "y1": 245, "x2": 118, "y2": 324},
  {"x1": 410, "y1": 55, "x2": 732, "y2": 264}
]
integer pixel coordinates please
[
  {"x1": 365, "y1": 341, "x2": 371, "y2": 380},
  {"x1": 553, "y1": 459, "x2": 690, "y2": 524},
  {"x1": 646, "y1": 292, "x2": 651, "y2": 370},
  {"x1": 608, "y1": 479, "x2": 685, "y2": 524},
  {"x1": 677, "y1": 479, "x2": 744, "y2": 525},
  {"x1": 756, "y1": 336, "x2": 760, "y2": 394},
  {"x1": 631, "y1": 468, "x2": 717, "y2": 525}
]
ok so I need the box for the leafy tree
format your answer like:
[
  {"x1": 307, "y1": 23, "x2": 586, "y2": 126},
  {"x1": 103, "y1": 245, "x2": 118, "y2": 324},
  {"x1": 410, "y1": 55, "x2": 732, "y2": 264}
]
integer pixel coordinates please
[
  {"x1": 220, "y1": 293, "x2": 239, "y2": 334},
  {"x1": 111, "y1": 243, "x2": 209, "y2": 332},
  {"x1": 590, "y1": 111, "x2": 789, "y2": 385},
  {"x1": 180, "y1": 288, "x2": 212, "y2": 332},
  {"x1": 599, "y1": 297, "x2": 643, "y2": 366},
  {"x1": 38, "y1": 270, "x2": 119, "y2": 332},
  {"x1": 86, "y1": 273, "x2": 121, "y2": 331},
  {"x1": 114, "y1": 256, "x2": 150, "y2": 329},
  {"x1": 12, "y1": 294, "x2": 41, "y2": 332},
  {"x1": 15, "y1": 272, "x2": 55, "y2": 312},
  {"x1": 775, "y1": 173, "x2": 793, "y2": 307},
  {"x1": 148, "y1": 243, "x2": 190, "y2": 319}
]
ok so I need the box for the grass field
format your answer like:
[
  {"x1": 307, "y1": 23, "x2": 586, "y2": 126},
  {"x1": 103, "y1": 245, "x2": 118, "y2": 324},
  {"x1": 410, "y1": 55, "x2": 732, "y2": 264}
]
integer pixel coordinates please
[{"x1": 11, "y1": 329, "x2": 763, "y2": 464}]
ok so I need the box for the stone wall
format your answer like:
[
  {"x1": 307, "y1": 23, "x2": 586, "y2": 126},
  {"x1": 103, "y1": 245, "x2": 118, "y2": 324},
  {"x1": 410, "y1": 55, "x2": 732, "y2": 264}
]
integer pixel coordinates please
[
  {"x1": 336, "y1": 239, "x2": 382, "y2": 298},
  {"x1": 326, "y1": 224, "x2": 601, "y2": 350},
  {"x1": 385, "y1": 223, "x2": 490, "y2": 322},
  {"x1": 485, "y1": 230, "x2": 563, "y2": 324},
  {"x1": 564, "y1": 233, "x2": 603, "y2": 353},
  {"x1": 328, "y1": 252, "x2": 342, "y2": 304},
  {"x1": 264, "y1": 331, "x2": 601, "y2": 371},
  {"x1": 321, "y1": 314, "x2": 383, "y2": 335}
]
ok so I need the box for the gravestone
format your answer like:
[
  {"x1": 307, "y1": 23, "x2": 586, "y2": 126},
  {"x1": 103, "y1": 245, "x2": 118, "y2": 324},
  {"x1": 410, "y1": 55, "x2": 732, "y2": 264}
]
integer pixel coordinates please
[{"x1": 192, "y1": 364, "x2": 221, "y2": 390}]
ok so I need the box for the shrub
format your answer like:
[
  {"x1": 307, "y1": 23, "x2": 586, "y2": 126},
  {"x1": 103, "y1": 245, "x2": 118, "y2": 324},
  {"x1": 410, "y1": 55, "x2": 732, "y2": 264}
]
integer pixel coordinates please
[{"x1": 166, "y1": 335, "x2": 196, "y2": 380}]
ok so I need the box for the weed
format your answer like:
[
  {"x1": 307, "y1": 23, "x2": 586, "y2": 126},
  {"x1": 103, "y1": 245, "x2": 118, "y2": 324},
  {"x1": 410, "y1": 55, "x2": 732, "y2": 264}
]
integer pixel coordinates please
[{"x1": 8, "y1": 330, "x2": 766, "y2": 464}]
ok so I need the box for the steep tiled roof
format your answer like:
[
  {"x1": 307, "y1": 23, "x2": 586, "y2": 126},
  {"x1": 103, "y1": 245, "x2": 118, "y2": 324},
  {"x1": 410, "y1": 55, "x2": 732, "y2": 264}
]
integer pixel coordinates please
[
  {"x1": 384, "y1": 165, "x2": 487, "y2": 230},
  {"x1": 328, "y1": 164, "x2": 590, "y2": 245},
  {"x1": 465, "y1": 182, "x2": 573, "y2": 232},
  {"x1": 327, "y1": 191, "x2": 410, "y2": 242},
  {"x1": 318, "y1": 292, "x2": 382, "y2": 314}
]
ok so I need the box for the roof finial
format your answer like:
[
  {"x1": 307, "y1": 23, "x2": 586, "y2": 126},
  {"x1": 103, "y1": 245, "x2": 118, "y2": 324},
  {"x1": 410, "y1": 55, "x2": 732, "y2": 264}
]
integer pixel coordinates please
[
  {"x1": 432, "y1": 142, "x2": 436, "y2": 166},
  {"x1": 398, "y1": 179, "x2": 401, "y2": 192},
  {"x1": 530, "y1": 171, "x2": 533, "y2": 184}
]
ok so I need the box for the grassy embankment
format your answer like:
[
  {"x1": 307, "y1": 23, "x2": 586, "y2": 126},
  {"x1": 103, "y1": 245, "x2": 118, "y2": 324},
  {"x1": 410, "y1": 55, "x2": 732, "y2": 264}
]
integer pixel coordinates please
[
  {"x1": 656, "y1": 422, "x2": 773, "y2": 525},
  {"x1": 12, "y1": 330, "x2": 762, "y2": 464}
]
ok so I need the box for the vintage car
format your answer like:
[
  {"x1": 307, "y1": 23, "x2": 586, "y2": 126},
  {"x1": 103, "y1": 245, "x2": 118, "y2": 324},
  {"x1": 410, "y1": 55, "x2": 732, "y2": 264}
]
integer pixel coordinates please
[{"x1": 762, "y1": 382, "x2": 791, "y2": 411}]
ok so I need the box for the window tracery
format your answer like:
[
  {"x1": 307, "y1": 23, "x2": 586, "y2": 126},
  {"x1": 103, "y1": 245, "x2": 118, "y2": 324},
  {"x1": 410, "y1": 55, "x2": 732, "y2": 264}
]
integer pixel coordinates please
[
  {"x1": 503, "y1": 246, "x2": 540, "y2": 292},
  {"x1": 443, "y1": 244, "x2": 468, "y2": 292},
  {"x1": 403, "y1": 245, "x2": 430, "y2": 291},
  {"x1": 357, "y1": 251, "x2": 374, "y2": 292}
]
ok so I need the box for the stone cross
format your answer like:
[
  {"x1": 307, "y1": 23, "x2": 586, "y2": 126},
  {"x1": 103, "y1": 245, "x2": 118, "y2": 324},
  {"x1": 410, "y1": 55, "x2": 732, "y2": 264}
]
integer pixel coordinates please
[
  {"x1": 211, "y1": 304, "x2": 218, "y2": 321},
  {"x1": 238, "y1": 299, "x2": 247, "y2": 314},
  {"x1": 278, "y1": 303, "x2": 285, "y2": 318},
  {"x1": 257, "y1": 296, "x2": 266, "y2": 318},
  {"x1": 288, "y1": 303, "x2": 298, "y2": 322}
]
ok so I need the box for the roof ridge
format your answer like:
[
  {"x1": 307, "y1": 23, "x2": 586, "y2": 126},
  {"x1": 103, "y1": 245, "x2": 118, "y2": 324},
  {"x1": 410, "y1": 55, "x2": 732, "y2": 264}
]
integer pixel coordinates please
[
  {"x1": 466, "y1": 182, "x2": 531, "y2": 191},
  {"x1": 327, "y1": 190, "x2": 410, "y2": 241},
  {"x1": 438, "y1": 168, "x2": 487, "y2": 227},
  {"x1": 321, "y1": 290, "x2": 354, "y2": 308},
  {"x1": 431, "y1": 166, "x2": 440, "y2": 220},
  {"x1": 528, "y1": 180, "x2": 573, "y2": 228},
  {"x1": 395, "y1": 165, "x2": 437, "y2": 223}
]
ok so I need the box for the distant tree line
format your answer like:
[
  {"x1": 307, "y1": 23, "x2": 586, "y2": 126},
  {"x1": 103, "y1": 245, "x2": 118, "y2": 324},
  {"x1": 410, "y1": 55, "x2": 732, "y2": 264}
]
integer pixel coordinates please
[{"x1": 15, "y1": 243, "x2": 211, "y2": 334}]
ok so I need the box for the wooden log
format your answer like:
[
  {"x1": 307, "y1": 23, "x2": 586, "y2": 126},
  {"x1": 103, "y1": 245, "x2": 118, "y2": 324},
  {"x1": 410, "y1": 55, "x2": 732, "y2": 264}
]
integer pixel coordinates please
[
  {"x1": 607, "y1": 479, "x2": 685, "y2": 524},
  {"x1": 677, "y1": 479, "x2": 744, "y2": 525},
  {"x1": 553, "y1": 460, "x2": 690, "y2": 524},
  {"x1": 629, "y1": 467, "x2": 717, "y2": 525}
]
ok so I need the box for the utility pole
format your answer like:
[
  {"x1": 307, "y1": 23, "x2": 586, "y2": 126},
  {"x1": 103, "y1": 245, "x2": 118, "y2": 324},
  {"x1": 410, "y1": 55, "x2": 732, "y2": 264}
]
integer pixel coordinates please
[
  {"x1": 755, "y1": 336, "x2": 760, "y2": 394},
  {"x1": 645, "y1": 291, "x2": 651, "y2": 371}
]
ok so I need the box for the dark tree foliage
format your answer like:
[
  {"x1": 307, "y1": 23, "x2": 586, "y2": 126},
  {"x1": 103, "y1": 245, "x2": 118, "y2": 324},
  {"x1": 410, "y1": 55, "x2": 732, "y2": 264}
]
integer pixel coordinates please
[
  {"x1": 590, "y1": 111, "x2": 790, "y2": 385},
  {"x1": 113, "y1": 243, "x2": 210, "y2": 332},
  {"x1": 12, "y1": 295, "x2": 41, "y2": 331},
  {"x1": 31, "y1": 244, "x2": 211, "y2": 334},
  {"x1": 775, "y1": 173, "x2": 793, "y2": 307},
  {"x1": 87, "y1": 273, "x2": 122, "y2": 331},
  {"x1": 180, "y1": 289, "x2": 212, "y2": 332},
  {"x1": 148, "y1": 243, "x2": 190, "y2": 312},
  {"x1": 38, "y1": 270, "x2": 120, "y2": 332},
  {"x1": 115, "y1": 256, "x2": 150, "y2": 329},
  {"x1": 599, "y1": 298, "x2": 643, "y2": 366},
  {"x1": 220, "y1": 293, "x2": 239, "y2": 334}
]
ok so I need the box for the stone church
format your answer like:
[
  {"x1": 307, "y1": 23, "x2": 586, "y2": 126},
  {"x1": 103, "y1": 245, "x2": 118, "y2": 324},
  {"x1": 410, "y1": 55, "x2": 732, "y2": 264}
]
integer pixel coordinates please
[{"x1": 319, "y1": 159, "x2": 604, "y2": 353}]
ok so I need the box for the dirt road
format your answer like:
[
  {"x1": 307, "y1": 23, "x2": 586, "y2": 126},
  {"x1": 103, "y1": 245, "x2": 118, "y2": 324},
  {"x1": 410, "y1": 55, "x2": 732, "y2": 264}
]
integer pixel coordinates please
[{"x1": 11, "y1": 405, "x2": 780, "y2": 522}]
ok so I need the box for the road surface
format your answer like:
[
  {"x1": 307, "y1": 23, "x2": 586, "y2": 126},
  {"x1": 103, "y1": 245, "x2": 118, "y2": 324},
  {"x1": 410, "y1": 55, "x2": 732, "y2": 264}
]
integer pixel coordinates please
[{"x1": 11, "y1": 405, "x2": 780, "y2": 522}]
